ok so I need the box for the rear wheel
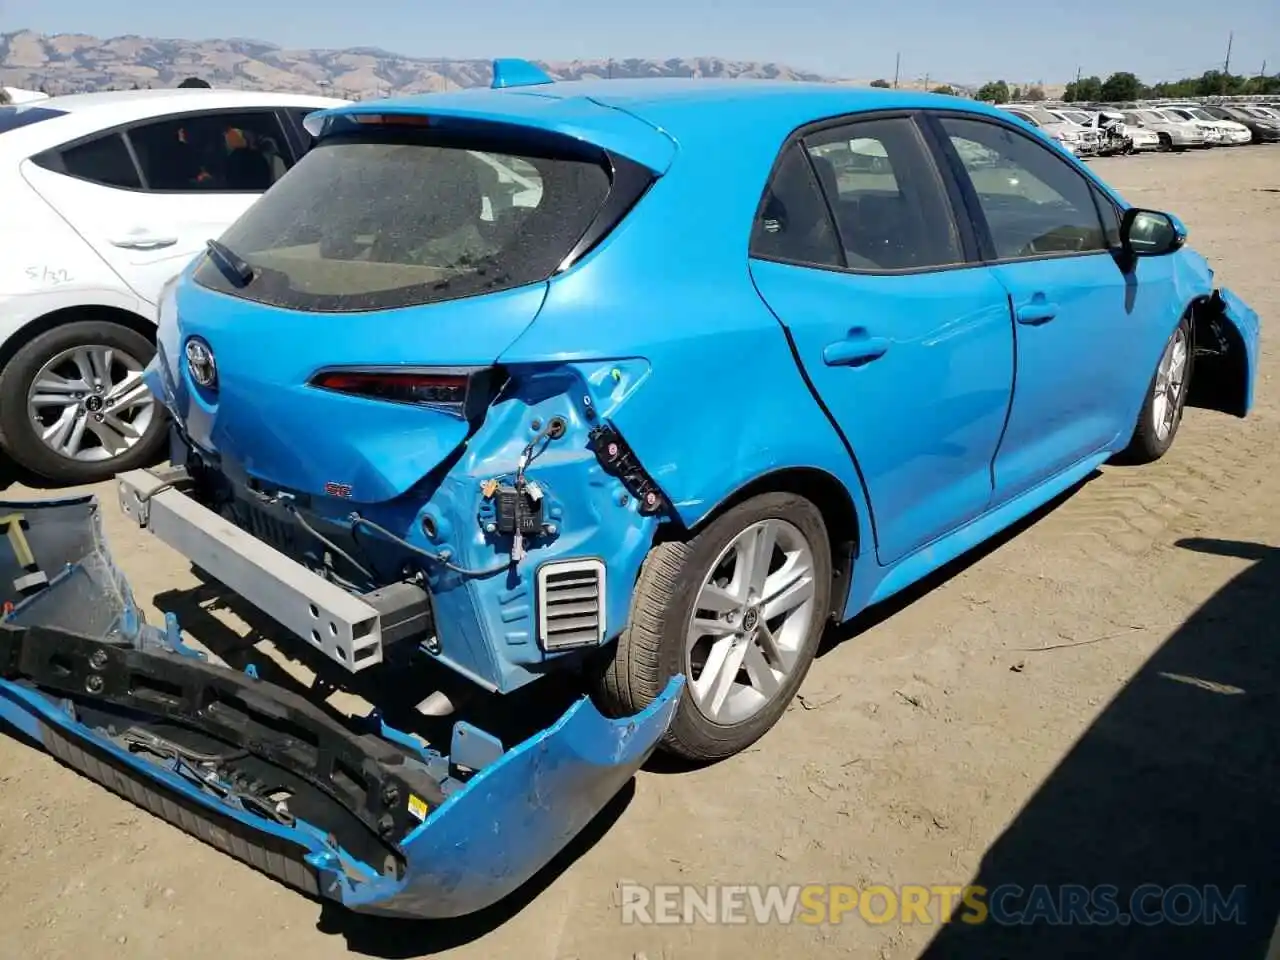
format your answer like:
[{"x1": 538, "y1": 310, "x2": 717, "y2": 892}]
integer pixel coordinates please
[
  {"x1": 0, "y1": 320, "x2": 168, "y2": 485},
  {"x1": 592, "y1": 492, "x2": 832, "y2": 762},
  {"x1": 1116, "y1": 315, "x2": 1193, "y2": 465}
]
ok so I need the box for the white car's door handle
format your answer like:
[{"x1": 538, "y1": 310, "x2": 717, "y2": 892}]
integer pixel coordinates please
[{"x1": 110, "y1": 236, "x2": 178, "y2": 250}]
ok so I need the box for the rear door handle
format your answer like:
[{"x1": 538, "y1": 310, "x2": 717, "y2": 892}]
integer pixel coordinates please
[
  {"x1": 111, "y1": 236, "x2": 178, "y2": 251},
  {"x1": 823, "y1": 336, "x2": 890, "y2": 367},
  {"x1": 1015, "y1": 301, "x2": 1058, "y2": 325}
]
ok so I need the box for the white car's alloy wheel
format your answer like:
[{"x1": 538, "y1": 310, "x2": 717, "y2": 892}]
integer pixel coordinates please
[{"x1": 26, "y1": 344, "x2": 157, "y2": 463}]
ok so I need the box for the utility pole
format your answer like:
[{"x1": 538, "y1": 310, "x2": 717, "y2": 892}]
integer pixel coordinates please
[
  {"x1": 1220, "y1": 31, "x2": 1234, "y2": 94},
  {"x1": 924, "y1": 72, "x2": 929, "y2": 91},
  {"x1": 893, "y1": 52, "x2": 900, "y2": 89}
]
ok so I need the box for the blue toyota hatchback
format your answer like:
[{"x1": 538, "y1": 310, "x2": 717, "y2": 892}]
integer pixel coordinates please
[{"x1": 139, "y1": 64, "x2": 1259, "y2": 763}]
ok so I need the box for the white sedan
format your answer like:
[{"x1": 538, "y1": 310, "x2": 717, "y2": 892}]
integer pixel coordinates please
[
  {"x1": 0, "y1": 87, "x2": 346, "y2": 483},
  {"x1": 1160, "y1": 105, "x2": 1253, "y2": 145}
]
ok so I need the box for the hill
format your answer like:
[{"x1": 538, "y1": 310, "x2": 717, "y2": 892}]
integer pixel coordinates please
[{"x1": 0, "y1": 29, "x2": 976, "y2": 99}]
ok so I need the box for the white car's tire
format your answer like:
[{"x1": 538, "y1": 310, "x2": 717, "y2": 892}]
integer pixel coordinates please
[{"x1": 0, "y1": 320, "x2": 168, "y2": 485}]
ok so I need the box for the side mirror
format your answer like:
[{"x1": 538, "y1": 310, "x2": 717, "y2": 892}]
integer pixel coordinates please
[{"x1": 1120, "y1": 208, "x2": 1187, "y2": 257}]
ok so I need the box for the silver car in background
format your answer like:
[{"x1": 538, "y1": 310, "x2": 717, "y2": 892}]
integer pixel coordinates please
[
  {"x1": 995, "y1": 104, "x2": 1092, "y2": 156},
  {"x1": 1122, "y1": 109, "x2": 1208, "y2": 150}
]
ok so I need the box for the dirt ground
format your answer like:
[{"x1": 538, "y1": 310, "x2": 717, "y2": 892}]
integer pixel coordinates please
[{"x1": 1, "y1": 147, "x2": 1278, "y2": 960}]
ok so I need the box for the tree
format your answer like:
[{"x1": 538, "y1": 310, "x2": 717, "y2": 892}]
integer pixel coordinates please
[
  {"x1": 869, "y1": 78, "x2": 891, "y2": 88},
  {"x1": 931, "y1": 84, "x2": 956, "y2": 95},
  {"x1": 1195, "y1": 70, "x2": 1241, "y2": 97},
  {"x1": 178, "y1": 76, "x2": 210, "y2": 89},
  {"x1": 1244, "y1": 73, "x2": 1280, "y2": 94},
  {"x1": 1064, "y1": 75, "x2": 1103, "y2": 102},
  {"x1": 1099, "y1": 71, "x2": 1141, "y2": 102},
  {"x1": 975, "y1": 80, "x2": 1010, "y2": 103},
  {"x1": 1010, "y1": 85, "x2": 1023, "y2": 100},
  {"x1": 0, "y1": 88, "x2": 10, "y2": 106},
  {"x1": 1025, "y1": 85, "x2": 1047, "y2": 101}
]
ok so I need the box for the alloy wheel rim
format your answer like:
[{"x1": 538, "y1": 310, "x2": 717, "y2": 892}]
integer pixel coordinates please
[
  {"x1": 1151, "y1": 327, "x2": 1189, "y2": 442},
  {"x1": 685, "y1": 518, "x2": 818, "y2": 725},
  {"x1": 26, "y1": 344, "x2": 156, "y2": 462}
]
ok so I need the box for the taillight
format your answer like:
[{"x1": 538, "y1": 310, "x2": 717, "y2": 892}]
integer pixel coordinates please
[{"x1": 308, "y1": 366, "x2": 496, "y2": 419}]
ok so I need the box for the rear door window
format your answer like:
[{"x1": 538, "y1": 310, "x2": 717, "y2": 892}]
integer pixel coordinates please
[
  {"x1": 127, "y1": 110, "x2": 295, "y2": 192},
  {"x1": 54, "y1": 133, "x2": 142, "y2": 189},
  {"x1": 749, "y1": 142, "x2": 844, "y2": 268},
  {"x1": 802, "y1": 116, "x2": 965, "y2": 271},
  {"x1": 193, "y1": 130, "x2": 621, "y2": 312}
]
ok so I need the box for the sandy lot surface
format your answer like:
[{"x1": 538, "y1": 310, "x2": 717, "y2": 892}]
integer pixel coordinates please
[{"x1": 1, "y1": 147, "x2": 1278, "y2": 960}]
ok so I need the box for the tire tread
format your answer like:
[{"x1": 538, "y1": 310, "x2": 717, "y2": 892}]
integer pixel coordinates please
[{"x1": 593, "y1": 492, "x2": 832, "y2": 763}]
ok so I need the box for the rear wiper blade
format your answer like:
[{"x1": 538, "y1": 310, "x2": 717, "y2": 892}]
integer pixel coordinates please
[{"x1": 206, "y1": 238, "x2": 255, "y2": 287}]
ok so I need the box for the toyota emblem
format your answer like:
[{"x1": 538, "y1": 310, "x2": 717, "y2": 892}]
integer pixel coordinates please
[{"x1": 185, "y1": 337, "x2": 217, "y2": 389}]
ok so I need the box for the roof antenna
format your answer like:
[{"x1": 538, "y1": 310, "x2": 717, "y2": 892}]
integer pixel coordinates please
[{"x1": 491, "y1": 58, "x2": 555, "y2": 90}]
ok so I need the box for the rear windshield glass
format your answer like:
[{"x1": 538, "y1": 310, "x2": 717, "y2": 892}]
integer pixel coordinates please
[
  {"x1": 0, "y1": 105, "x2": 66, "y2": 134},
  {"x1": 193, "y1": 132, "x2": 614, "y2": 312}
]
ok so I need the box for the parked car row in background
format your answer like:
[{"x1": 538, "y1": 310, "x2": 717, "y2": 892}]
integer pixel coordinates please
[{"x1": 995, "y1": 97, "x2": 1280, "y2": 157}]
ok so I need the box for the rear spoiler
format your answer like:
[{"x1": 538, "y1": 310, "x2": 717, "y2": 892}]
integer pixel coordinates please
[{"x1": 300, "y1": 60, "x2": 677, "y2": 175}]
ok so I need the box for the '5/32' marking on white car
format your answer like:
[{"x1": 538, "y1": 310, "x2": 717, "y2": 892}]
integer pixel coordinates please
[{"x1": 25, "y1": 266, "x2": 72, "y2": 285}]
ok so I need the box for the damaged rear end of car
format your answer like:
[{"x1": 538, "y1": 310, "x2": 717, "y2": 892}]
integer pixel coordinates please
[
  {"x1": 1, "y1": 491, "x2": 682, "y2": 919},
  {"x1": 138, "y1": 95, "x2": 679, "y2": 695},
  {"x1": 1, "y1": 86, "x2": 688, "y2": 920}
]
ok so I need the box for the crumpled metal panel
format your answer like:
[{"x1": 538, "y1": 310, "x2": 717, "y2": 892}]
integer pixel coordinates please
[
  {"x1": 0, "y1": 494, "x2": 682, "y2": 919},
  {"x1": 321, "y1": 673, "x2": 683, "y2": 918}
]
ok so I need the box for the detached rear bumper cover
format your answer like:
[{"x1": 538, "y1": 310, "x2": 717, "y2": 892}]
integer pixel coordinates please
[{"x1": 0, "y1": 495, "x2": 681, "y2": 920}]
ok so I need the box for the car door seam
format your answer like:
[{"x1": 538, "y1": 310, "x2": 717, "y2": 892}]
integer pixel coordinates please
[
  {"x1": 796, "y1": 141, "x2": 851, "y2": 269},
  {"x1": 913, "y1": 111, "x2": 983, "y2": 265},
  {"x1": 990, "y1": 291, "x2": 1020, "y2": 493},
  {"x1": 747, "y1": 268, "x2": 881, "y2": 554},
  {"x1": 918, "y1": 112, "x2": 998, "y2": 261}
]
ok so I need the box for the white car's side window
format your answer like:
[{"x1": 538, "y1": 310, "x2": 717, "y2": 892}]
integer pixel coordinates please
[
  {"x1": 56, "y1": 133, "x2": 141, "y2": 190},
  {"x1": 126, "y1": 111, "x2": 295, "y2": 193}
]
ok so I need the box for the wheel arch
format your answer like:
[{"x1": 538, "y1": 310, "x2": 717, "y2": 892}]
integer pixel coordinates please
[
  {"x1": 1186, "y1": 291, "x2": 1251, "y2": 417},
  {"x1": 0, "y1": 304, "x2": 156, "y2": 374},
  {"x1": 657, "y1": 465, "x2": 861, "y2": 622}
]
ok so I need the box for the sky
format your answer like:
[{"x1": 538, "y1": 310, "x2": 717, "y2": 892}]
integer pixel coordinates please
[{"x1": 2, "y1": 0, "x2": 1275, "y2": 86}]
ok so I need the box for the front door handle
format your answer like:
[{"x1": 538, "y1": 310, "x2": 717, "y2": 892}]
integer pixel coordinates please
[
  {"x1": 1015, "y1": 301, "x2": 1059, "y2": 325},
  {"x1": 824, "y1": 336, "x2": 890, "y2": 367},
  {"x1": 111, "y1": 236, "x2": 178, "y2": 251}
]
